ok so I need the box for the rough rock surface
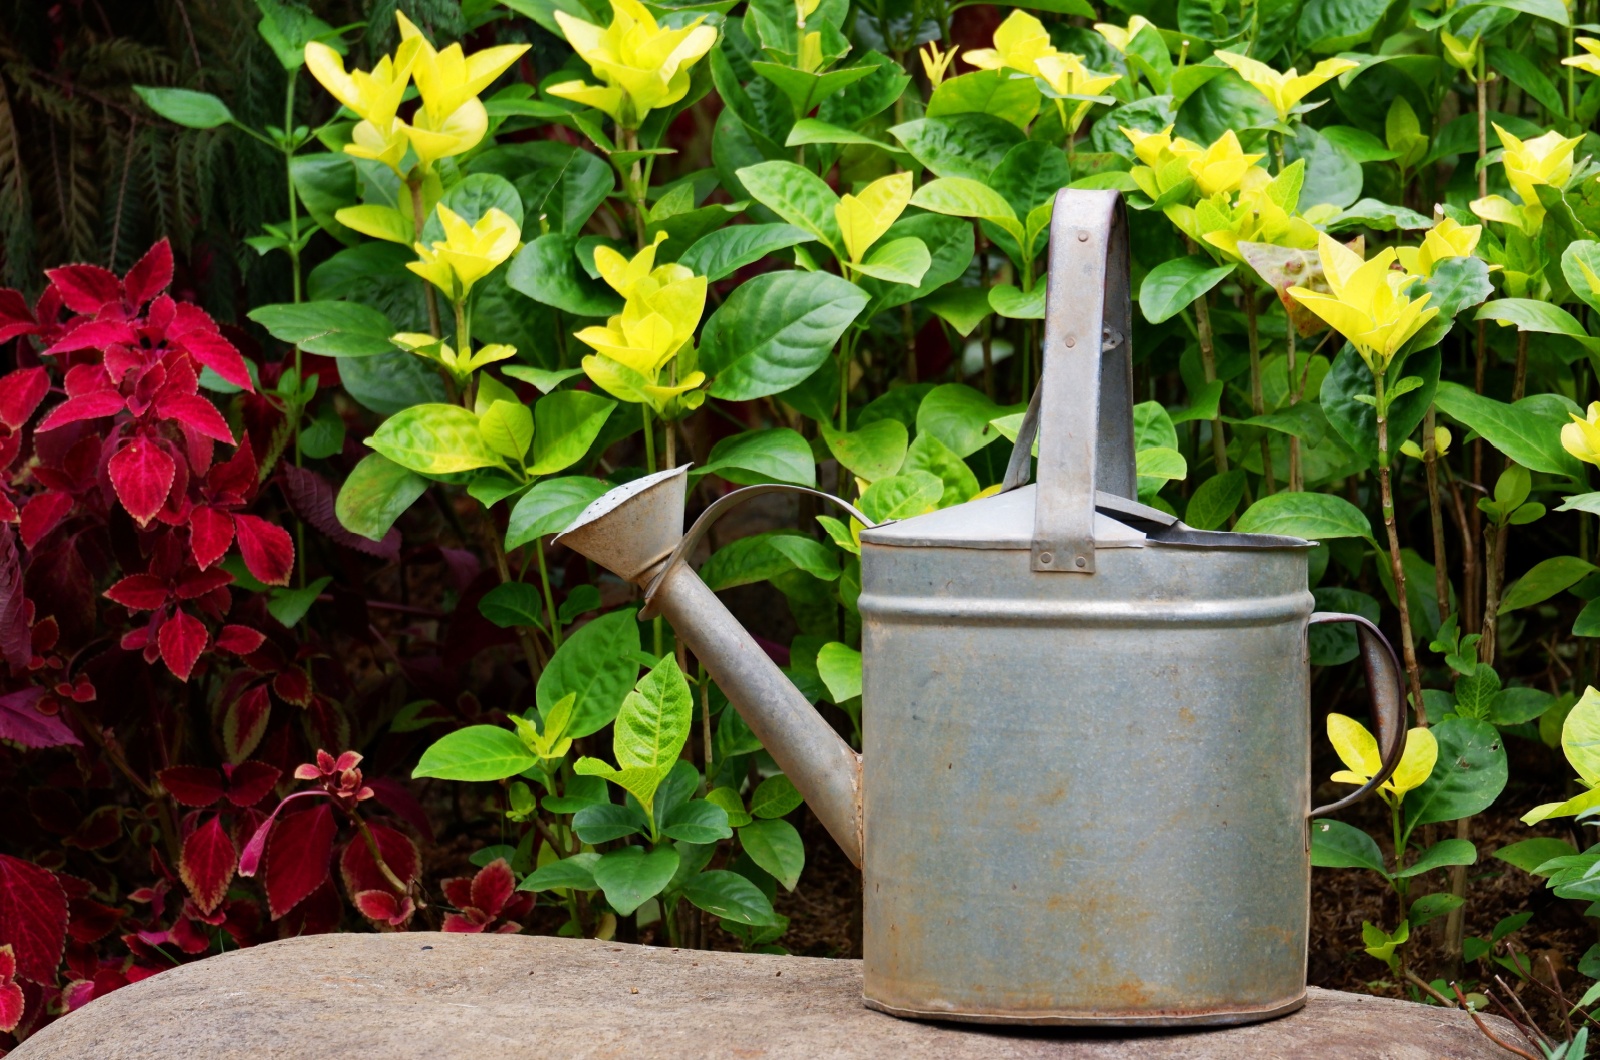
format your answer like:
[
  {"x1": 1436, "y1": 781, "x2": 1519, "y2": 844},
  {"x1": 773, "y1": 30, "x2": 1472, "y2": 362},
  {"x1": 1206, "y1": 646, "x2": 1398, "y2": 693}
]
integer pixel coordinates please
[{"x1": 16, "y1": 932, "x2": 1518, "y2": 1059}]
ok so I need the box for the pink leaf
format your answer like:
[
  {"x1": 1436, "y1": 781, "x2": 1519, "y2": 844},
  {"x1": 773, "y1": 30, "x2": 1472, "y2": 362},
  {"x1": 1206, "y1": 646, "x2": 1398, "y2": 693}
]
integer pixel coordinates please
[
  {"x1": 0, "y1": 687, "x2": 80, "y2": 749},
  {"x1": 441, "y1": 912, "x2": 485, "y2": 933},
  {"x1": 223, "y1": 684, "x2": 271, "y2": 763},
  {"x1": 189, "y1": 506, "x2": 235, "y2": 570},
  {"x1": 0, "y1": 856, "x2": 67, "y2": 984},
  {"x1": 108, "y1": 438, "x2": 176, "y2": 526},
  {"x1": 339, "y1": 822, "x2": 418, "y2": 899},
  {"x1": 103, "y1": 573, "x2": 169, "y2": 611},
  {"x1": 353, "y1": 890, "x2": 414, "y2": 928},
  {"x1": 45, "y1": 264, "x2": 121, "y2": 313},
  {"x1": 156, "y1": 766, "x2": 225, "y2": 807},
  {"x1": 157, "y1": 608, "x2": 208, "y2": 681},
  {"x1": 44, "y1": 319, "x2": 138, "y2": 355},
  {"x1": 233, "y1": 514, "x2": 294, "y2": 587},
  {"x1": 19, "y1": 492, "x2": 73, "y2": 549},
  {"x1": 471, "y1": 858, "x2": 515, "y2": 918},
  {"x1": 262, "y1": 801, "x2": 337, "y2": 919},
  {"x1": 215, "y1": 624, "x2": 265, "y2": 655},
  {"x1": 224, "y1": 761, "x2": 281, "y2": 807},
  {"x1": 123, "y1": 240, "x2": 173, "y2": 307},
  {"x1": 0, "y1": 289, "x2": 37, "y2": 344},
  {"x1": 170, "y1": 305, "x2": 253, "y2": 391},
  {"x1": 0, "y1": 368, "x2": 49, "y2": 430},
  {"x1": 36, "y1": 391, "x2": 126, "y2": 433},
  {"x1": 0, "y1": 525, "x2": 31, "y2": 668},
  {"x1": 156, "y1": 393, "x2": 233, "y2": 445},
  {"x1": 0, "y1": 977, "x2": 21, "y2": 1034},
  {"x1": 179, "y1": 816, "x2": 236, "y2": 915}
]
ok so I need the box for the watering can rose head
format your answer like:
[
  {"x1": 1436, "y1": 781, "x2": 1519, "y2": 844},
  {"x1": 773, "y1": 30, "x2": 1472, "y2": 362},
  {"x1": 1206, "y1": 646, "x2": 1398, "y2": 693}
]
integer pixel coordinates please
[
  {"x1": 1327, "y1": 713, "x2": 1436, "y2": 803},
  {"x1": 548, "y1": 0, "x2": 718, "y2": 131},
  {"x1": 1287, "y1": 233, "x2": 1438, "y2": 376}
]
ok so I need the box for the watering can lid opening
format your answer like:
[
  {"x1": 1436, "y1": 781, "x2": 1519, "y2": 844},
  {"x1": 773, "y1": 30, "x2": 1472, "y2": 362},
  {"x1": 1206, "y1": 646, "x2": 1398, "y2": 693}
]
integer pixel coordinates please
[{"x1": 858, "y1": 484, "x2": 1313, "y2": 552}]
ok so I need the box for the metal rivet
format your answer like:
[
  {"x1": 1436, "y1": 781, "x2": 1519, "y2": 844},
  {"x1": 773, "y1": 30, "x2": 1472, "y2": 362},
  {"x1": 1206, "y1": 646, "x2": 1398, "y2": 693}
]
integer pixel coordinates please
[
  {"x1": 1077, "y1": 230, "x2": 1089, "y2": 242},
  {"x1": 1039, "y1": 552, "x2": 1053, "y2": 564},
  {"x1": 1064, "y1": 336, "x2": 1076, "y2": 348},
  {"x1": 1075, "y1": 556, "x2": 1087, "y2": 568}
]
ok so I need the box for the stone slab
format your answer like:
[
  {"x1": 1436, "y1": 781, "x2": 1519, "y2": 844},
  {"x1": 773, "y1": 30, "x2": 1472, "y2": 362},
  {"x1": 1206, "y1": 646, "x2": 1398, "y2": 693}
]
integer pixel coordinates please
[{"x1": 16, "y1": 933, "x2": 1518, "y2": 1059}]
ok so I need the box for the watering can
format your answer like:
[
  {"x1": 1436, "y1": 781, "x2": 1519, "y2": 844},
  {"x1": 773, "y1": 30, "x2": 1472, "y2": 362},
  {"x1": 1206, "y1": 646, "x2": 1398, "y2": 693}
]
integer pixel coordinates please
[{"x1": 555, "y1": 189, "x2": 1406, "y2": 1027}]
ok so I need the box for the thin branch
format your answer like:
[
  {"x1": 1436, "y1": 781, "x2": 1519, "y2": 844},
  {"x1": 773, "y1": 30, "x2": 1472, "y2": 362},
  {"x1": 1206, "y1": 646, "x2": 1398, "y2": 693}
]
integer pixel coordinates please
[{"x1": 1452, "y1": 982, "x2": 1540, "y2": 1060}]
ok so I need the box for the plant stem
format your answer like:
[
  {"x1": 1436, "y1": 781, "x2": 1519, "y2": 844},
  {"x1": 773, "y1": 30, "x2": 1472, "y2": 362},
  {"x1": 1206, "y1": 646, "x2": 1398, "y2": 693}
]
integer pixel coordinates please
[
  {"x1": 1287, "y1": 316, "x2": 1302, "y2": 491},
  {"x1": 409, "y1": 179, "x2": 443, "y2": 340},
  {"x1": 1476, "y1": 51, "x2": 1489, "y2": 200},
  {"x1": 482, "y1": 518, "x2": 546, "y2": 677},
  {"x1": 642, "y1": 404, "x2": 656, "y2": 474},
  {"x1": 283, "y1": 72, "x2": 307, "y2": 592},
  {"x1": 1245, "y1": 287, "x2": 1274, "y2": 493},
  {"x1": 623, "y1": 127, "x2": 647, "y2": 248},
  {"x1": 536, "y1": 538, "x2": 561, "y2": 649},
  {"x1": 1375, "y1": 369, "x2": 1428, "y2": 722},
  {"x1": 354, "y1": 810, "x2": 412, "y2": 898},
  {"x1": 1424, "y1": 408, "x2": 1449, "y2": 625},
  {"x1": 1195, "y1": 293, "x2": 1229, "y2": 472}
]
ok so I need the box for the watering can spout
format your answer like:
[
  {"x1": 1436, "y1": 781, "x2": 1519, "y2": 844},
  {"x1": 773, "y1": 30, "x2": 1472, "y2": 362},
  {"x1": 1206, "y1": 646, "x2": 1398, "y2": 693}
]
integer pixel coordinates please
[{"x1": 555, "y1": 467, "x2": 864, "y2": 868}]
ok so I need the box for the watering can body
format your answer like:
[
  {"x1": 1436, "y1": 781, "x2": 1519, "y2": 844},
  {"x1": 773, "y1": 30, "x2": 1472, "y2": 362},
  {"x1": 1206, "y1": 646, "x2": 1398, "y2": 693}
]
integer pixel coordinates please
[{"x1": 555, "y1": 189, "x2": 1406, "y2": 1027}]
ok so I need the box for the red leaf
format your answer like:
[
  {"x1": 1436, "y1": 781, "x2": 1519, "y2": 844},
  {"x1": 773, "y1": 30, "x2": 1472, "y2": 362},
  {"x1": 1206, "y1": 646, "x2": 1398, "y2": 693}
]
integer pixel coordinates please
[
  {"x1": 170, "y1": 305, "x2": 253, "y2": 391},
  {"x1": 45, "y1": 264, "x2": 121, "y2": 313},
  {"x1": 262, "y1": 802, "x2": 337, "y2": 919},
  {"x1": 103, "y1": 573, "x2": 169, "y2": 611},
  {"x1": 66, "y1": 897, "x2": 122, "y2": 944},
  {"x1": 0, "y1": 977, "x2": 20, "y2": 1034},
  {"x1": 353, "y1": 890, "x2": 414, "y2": 928},
  {"x1": 189, "y1": 506, "x2": 235, "y2": 570},
  {"x1": 123, "y1": 240, "x2": 173, "y2": 307},
  {"x1": 471, "y1": 858, "x2": 515, "y2": 918},
  {"x1": 441, "y1": 877, "x2": 474, "y2": 910},
  {"x1": 272, "y1": 666, "x2": 310, "y2": 707},
  {"x1": 156, "y1": 393, "x2": 233, "y2": 444},
  {"x1": 224, "y1": 761, "x2": 280, "y2": 807},
  {"x1": 0, "y1": 526, "x2": 31, "y2": 669},
  {"x1": 279, "y1": 465, "x2": 400, "y2": 561},
  {"x1": 35, "y1": 390, "x2": 126, "y2": 433},
  {"x1": 0, "y1": 687, "x2": 79, "y2": 748},
  {"x1": 19, "y1": 492, "x2": 73, "y2": 549},
  {"x1": 223, "y1": 685, "x2": 271, "y2": 762},
  {"x1": 45, "y1": 319, "x2": 138, "y2": 355},
  {"x1": 207, "y1": 441, "x2": 257, "y2": 501},
  {"x1": 108, "y1": 438, "x2": 176, "y2": 525},
  {"x1": 339, "y1": 822, "x2": 418, "y2": 899},
  {"x1": 215, "y1": 624, "x2": 265, "y2": 655},
  {"x1": 157, "y1": 609, "x2": 208, "y2": 681},
  {"x1": 174, "y1": 567, "x2": 232, "y2": 600},
  {"x1": 179, "y1": 817, "x2": 236, "y2": 915},
  {"x1": 0, "y1": 856, "x2": 67, "y2": 984},
  {"x1": 442, "y1": 912, "x2": 485, "y2": 933},
  {"x1": 156, "y1": 766, "x2": 224, "y2": 807},
  {"x1": 0, "y1": 368, "x2": 49, "y2": 429},
  {"x1": 237, "y1": 790, "x2": 325, "y2": 878},
  {"x1": 233, "y1": 514, "x2": 294, "y2": 586},
  {"x1": 0, "y1": 288, "x2": 37, "y2": 344},
  {"x1": 366, "y1": 777, "x2": 435, "y2": 843}
]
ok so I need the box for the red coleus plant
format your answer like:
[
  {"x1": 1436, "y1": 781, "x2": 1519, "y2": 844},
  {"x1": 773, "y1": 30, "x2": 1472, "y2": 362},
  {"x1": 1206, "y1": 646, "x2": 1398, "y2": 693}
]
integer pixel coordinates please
[{"x1": 440, "y1": 859, "x2": 531, "y2": 934}]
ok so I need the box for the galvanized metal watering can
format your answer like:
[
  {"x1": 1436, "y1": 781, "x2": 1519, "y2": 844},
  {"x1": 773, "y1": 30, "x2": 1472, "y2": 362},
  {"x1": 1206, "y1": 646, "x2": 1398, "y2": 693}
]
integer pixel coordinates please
[{"x1": 556, "y1": 189, "x2": 1408, "y2": 1027}]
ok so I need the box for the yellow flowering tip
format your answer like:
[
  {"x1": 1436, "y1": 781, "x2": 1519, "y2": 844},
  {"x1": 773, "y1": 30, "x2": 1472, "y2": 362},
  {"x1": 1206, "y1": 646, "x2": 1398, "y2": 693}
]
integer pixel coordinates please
[
  {"x1": 408, "y1": 204, "x2": 521, "y2": 297},
  {"x1": 1564, "y1": 402, "x2": 1600, "y2": 466},
  {"x1": 554, "y1": 0, "x2": 718, "y2": 130},
  {"x1": 920, "y1": 41, "x2": 959, "y2": 87},
  {"x1": 1288, "y1": 232, "x2": 1437, "y2": 375},
  {"x1": 1094, "y1": 15, "x2": 1153, "y2": 53},
  {"x1": 795, "y1": 0, "x2": 822, "y2": 27},
  {"x1": 344, "y1": 117, "x2": 413, "y2": 176},
  {"x1": 1121, "y1": 124, "x2": 1175, "y2": 168},
  {"x1": 594, "y1": 231, "x2": 670, "y2": 299},
  {"x1": 1441, "y1": 31, "x2": 1481, "y2": 72},
  {"x1": 1326, "y1": 714, "x2": 1437, "y2": 799},
  {"x1": 1494, "y1": 123, "x2": 1584, "y2": 213},
  {"x1": 837, "y1": 172, "x2": 913, "y2": 264},
  {"x1": 1213, "y1": 50, "x2": 1359, "y2": 122},
  {"x1": 304, "y1": 40, "x2": 416, "y2": 128},
  {"x1": 1395, "y1": 217, "x2": 1481, "y2": 277},
  {"x1": 970, "y1": 9, "x2": 1056, "y2": 79},
  {"x1": 1035, "y1": 51, "x2": 1120, "y2": 99},
  {"x1": 399, "y1": 97, "x2": 490, "y2": 168},
  {"x1": 1188, "y1": 130, "x2": 1264, "y2": 198},
  {"x1": 1567, "y1": 37, "x2": 1600, "y2": 76}
]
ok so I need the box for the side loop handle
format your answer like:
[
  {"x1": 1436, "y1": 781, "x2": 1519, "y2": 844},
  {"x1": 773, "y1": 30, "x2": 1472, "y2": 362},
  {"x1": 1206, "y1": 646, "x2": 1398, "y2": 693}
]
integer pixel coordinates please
[
  {"x1": 639, "y1": 484, "x2": 875, "y2": 621},
  {"x1": 1029, "y1": 189, "x2": 1136, "y2": 575},
  {"x1": 1308, "y1": 612, "x2": 1407, "y2": 817}
]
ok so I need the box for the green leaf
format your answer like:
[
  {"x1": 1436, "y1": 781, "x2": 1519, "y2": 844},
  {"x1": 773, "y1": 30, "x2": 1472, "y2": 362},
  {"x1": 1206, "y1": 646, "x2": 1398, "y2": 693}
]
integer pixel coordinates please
[
  {"x1": 134, "y1": 85, "x2": 235, "y2": 128},
  {"x1": 739, "y1": 818, "x2": 805, "y2": 890},
  {"x1": 613, "y1": 654, "x2": 692, "y2": 776},
  {"x1": 592, "y1": 845, "x2": 681, "y2": 916},
  {"x1": 1479, "y1": 0, "x2": 1570, "y2": 26},
  {"x1": 858, "y1": 471, "x2": 943, "y2": 522},
  {"x1": 923, "y1": 286, "x2": 994, "y2": 336},
  {"x1": 1433, "y1": 381, "x2": 1585, "y2": 478},
  {"x1": 1490, "y1": 686, "x2": 1556, "y2": 726},
  {"x1": 1233, "y1": 491, "x2": 1374, "y2": 543},
  {"x1": 298, "y1": 403, "x2": 346, "y2": 460},
  {"x1": 479, "y1": 582, "x2": 545, "y2": 629},
  {"x1": 988, "y1": 284, "x2": 1045, "y2": 319},
  {"x1": 414, "y1": 725, "x2": 539, "y2": 781},
  {"x1": 1500, "y1": 556, "x2": 1599, "y2": 612},
  {"x1": 682, "y1": 869, "x2": 781, "y2": 926},
  {"x1": 424, "y1": 173, "x2": 525, "y2": 238},
  {"x1": 506, "y1": 233, "x2": 623, "y2": 316},
  {"x1": 1297, "y1": 0, "x2": 1390, "y2": 51},
  {"x1": 734, "y1": 162, "x2": 843, "y2": 253},
  {"x1": 367, "y1": 404, "x2": 504, "y2": 475},
  {"x1": 752, "y1": 62, "x2": 878, "y2": 117},
  {"x1": 677, "y1": 224, "x2": 815, "y2": 282},
  {"x1": 820, "y1": 419, "x2": 908, "y2": 482},
  {"x1": 1486, "y1": 45, "x2": 1564, "y2": 119},
  {"x1": 816, "y1": 642, "x2": 862, "y2": 703},
  {"x1": 476, "y1": 142, "x2": 614, "y2": 235},
  {"x1": 247, "y1": 301, "x2": 396, "y2": 357},
  {"x1": 1563, "y1": 240, "x2": 1600, "y2": 314},
  {"x1": 1310, "y1": 588, "x2": 1382, "y2": 666},
  {"x1": 537, "y1": 609, "x2": 642, "y2": 739},
  {"x1": 478, "y1": 400, "x2": 533, "y2": 462},
  {"x1": 855, "y1": 213, "x2": 974, "y2": 315},
  {"x1": 1404, "y1": 716, "x2": 1509, "y2": 829},
  {"x1": 336, "y1": 454, "x2": 427, "y2": 542},
  {"x1": 706, "y1": 787, "x2": 753, "y2": 829},
  {"x1": 750, "y1": 774, "x2": 804, "y2": 818},
  {"x1": 890, "y1": 115, "x2": 1026, "y2": 180},
  {"x1": 916, "y1": 383, "x2": 1021, "y2": 458},
  {"x1": 1310, "y1": 818, "x2": 1388, "y2": 874},
  {"x1": 909, "y1": 178, "x2": 1023, "y2": 245},
  {"x1": 1139, "y1": 259, "x2": 1236, "y2": 325},
  {"x1": 267, "y1": 576, "x2": 331, "y2": 627},
  {"x1": 699, "y1": 271, "x2": 868, "y2": 400},
  {"x1": 1395, "y1": 839, "x2": 1477, "y2": 879},
  {"x1": 926, "y1": 70, "x2": 1042, "y2": 130},
  {"x1": 290, "y1": 154, "x2": 358, "y2": 246},
  {"x1": 506, "y1": 475, "x2": 609, "y2": 549},
  {"x1": 900, "y1": 431, "x2": 979, "y2": 507},
  {"x1": 520, "y1": 853, "x2": 601, "y2": 892},
  {"x1": 571, "y1": 802, "x2": 650, "y2": 843},
  {"x1": 1135, "y1": 447, "x2": 1187, "y2": 482},
  {"x1": 1494, "y1": 837, "x2": 1578, "y2": 873},
  {"x1": 1320, "y1": 343, "x2": 1439, "y2": 466},
  {"x1": 784, "y1": 118, "x2": 905, "y2": 154},
  {"x1": 501, "y1": 366, "x2": 585, "y2": 394},
  {"x1": 854, "y1": 237, "x2": 931, "y2": 286},
  {"x1": 701, "y1": 532, "x2": 840, "y2": 590},
  {"x1": 529, "y1": 390, "x2": 614, "y2": 476},
  {"x1": 1185, "y1": 471, "x2": 1247, "y2": 531},
  {"x1": 1476, "y1": 298, "x2": 1599, "y2": 351},
  {"x1": 1408, "y1": 892, "x2": 1464, "y2": 929},
  {"x1": 659, "y1": 800, "x2": 734, "y2": 843},
  {"x1": 692, "y1": 428, "x2": 817, "y2": 487}
]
